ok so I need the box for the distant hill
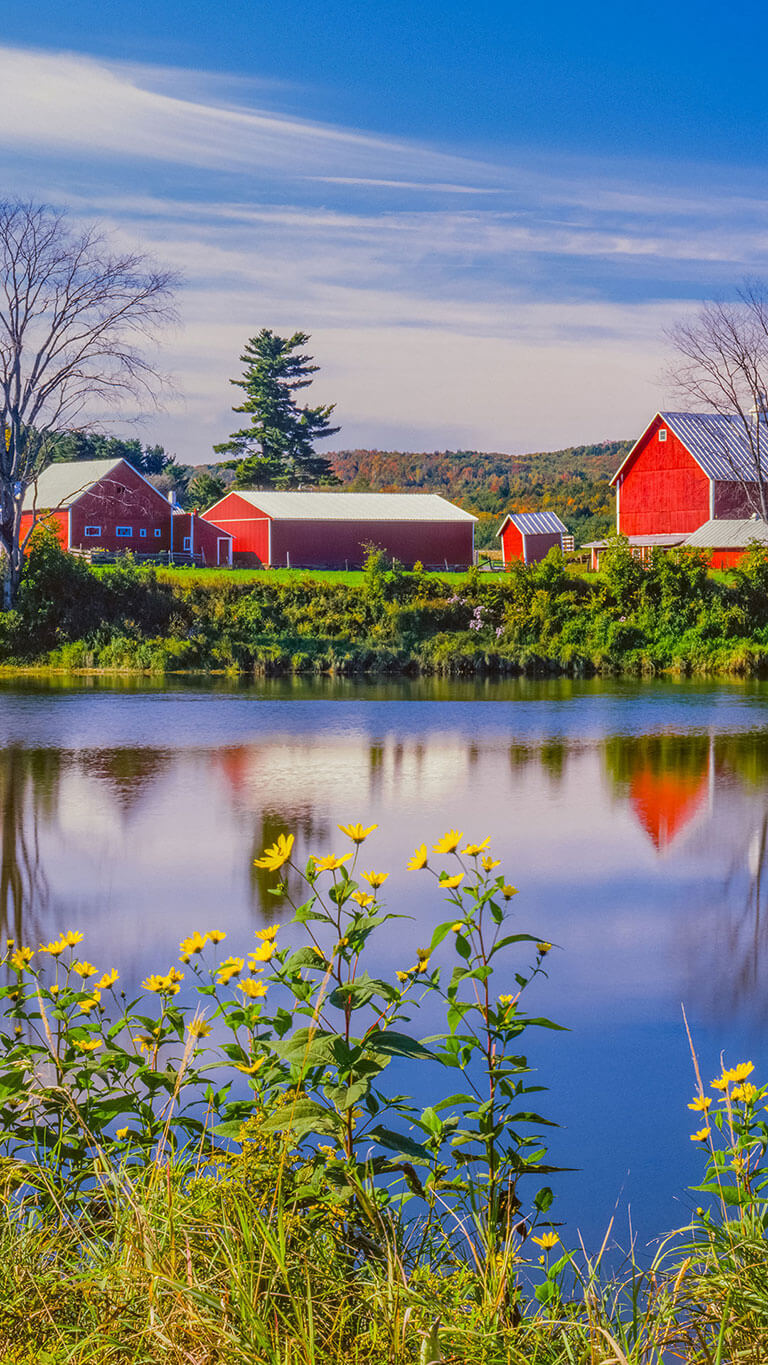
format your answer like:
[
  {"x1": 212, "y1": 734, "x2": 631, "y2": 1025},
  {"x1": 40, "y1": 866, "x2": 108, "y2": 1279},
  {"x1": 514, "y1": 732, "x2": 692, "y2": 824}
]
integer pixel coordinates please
[{"x1": 329, "y1": 442, "x2": 629, "y2": 548}]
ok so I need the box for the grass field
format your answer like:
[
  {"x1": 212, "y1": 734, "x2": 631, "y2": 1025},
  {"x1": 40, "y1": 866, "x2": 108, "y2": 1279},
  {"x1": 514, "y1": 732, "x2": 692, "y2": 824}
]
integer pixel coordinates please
[{"x1": 152, "y1": 565, "x2": 477, "y2": 587}]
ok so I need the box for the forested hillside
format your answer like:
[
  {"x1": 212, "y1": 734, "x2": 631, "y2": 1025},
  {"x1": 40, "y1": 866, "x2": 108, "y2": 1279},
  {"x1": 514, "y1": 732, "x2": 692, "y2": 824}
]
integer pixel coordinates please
[{"x1": 329, "y1": 441, "x2": 629, "y2": 546}]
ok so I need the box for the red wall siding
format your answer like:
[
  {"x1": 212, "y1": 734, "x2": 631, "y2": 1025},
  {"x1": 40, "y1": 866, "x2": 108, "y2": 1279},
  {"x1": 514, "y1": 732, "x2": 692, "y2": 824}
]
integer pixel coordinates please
[
  {"x1": 20, "y1": 509, "x2": 68, "y2": 550},
  {"x1": 713, "y1": 481, "x2": 763, "y2": 518},
  {"x1": 201, "y1": 494, "x2": 271, "y2": 563},
  {"x1": 618, "y1": 420, "x2": 711, "y2": 535},
  {"x1": 269, "y1": 518, "x2": 473, "y2": 569},
  {"x1": 174, "y1": 512, "x2": 232, "y2": 564},
  {"x1": 709, "y1": 549, "x2": 746, "y2": 569},
  {"x1": 69, "y1": 462, "x2": 172, "y2": 552},
  {"x1": 523, "y1": 531, "x2": 562, "y2": 564},
  {"x1": 501, "y1": 523, "x2": 524, "y2": 565}
]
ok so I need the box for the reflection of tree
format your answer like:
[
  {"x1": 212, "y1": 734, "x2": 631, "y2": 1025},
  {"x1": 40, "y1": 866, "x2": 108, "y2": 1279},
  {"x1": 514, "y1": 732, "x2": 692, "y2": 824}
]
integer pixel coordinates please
[
  {"x1": 249, "y1": 807, "x2": 331, "y2": 920},
  {"x1": 0, "y1": 746, "x2": 62, "y2": 944},
  {"x1": 76, "y1": 748, "x2": 172, "y2": 812}
]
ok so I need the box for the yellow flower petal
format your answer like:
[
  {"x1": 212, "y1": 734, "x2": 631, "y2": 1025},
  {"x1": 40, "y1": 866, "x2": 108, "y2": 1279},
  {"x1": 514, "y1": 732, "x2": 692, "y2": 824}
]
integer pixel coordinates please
[
  {"x1": 407, "y1": 843, "x2": 429, "y2": 871},
  {"x1": 338, "y1": 823, "x2": 378, "y2": 843},
  {"x1": 532, "y1": 1231, "x2": 558, "y2": 1249},
  {"x1": 312, "y1": 854, "x2": 351, "y2": 872},
  {"x1": 439, "y1": 873, "x2": 464, "y2": 889},
  {"x1": 690, "y1": 1128, "x2": 711, "y2": 1142},
  {"x1": 433, "y1": 830, "x2": 463, "y2": 855},
  {"x1": 255, "y1": 924, "x2": 280, "y2": 941},
  {"x1": 461, "y1": 838, "x2": 491, "y2": 857},
  {"x1": 254, "y1": 833, "x2": 294, "y2": 872},
  {"x1": 239, "y1": 978, "x2": 268, "y2": 999},
  {"x1": 362, "y1": 871, "x2": 388, "y2": 888}
]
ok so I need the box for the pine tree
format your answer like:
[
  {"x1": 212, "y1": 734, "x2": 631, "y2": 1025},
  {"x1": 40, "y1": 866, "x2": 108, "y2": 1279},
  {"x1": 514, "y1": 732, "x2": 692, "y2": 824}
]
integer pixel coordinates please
[{"x1": 214, "y1": 330, "x2": 340, "y2": 488}]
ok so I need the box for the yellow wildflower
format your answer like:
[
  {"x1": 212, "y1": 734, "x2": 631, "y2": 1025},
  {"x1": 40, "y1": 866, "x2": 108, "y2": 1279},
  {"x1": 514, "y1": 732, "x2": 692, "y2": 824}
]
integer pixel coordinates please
[
  {"x1": 407, "y1": 843, "x2": 429, "y2": 871},
  {"x1": 537, "y1": 942, "x2": 552, "y2": 955},
  {"x1": 63, "y1": 931, "x2": 84, "y2": 947},
  {"x1": 50, "y1": 984, "x2": 60, "y2": 996},
  {"x1": 350, "y1": 890, "x2": 374, "y2": 907},
  {"x1": 96, "y1": 969, "x2": 119, "y2": 990},
  {"x1": 187, "y1": 1017, "x2": 212, "y2": 1039},
  {"x1": 396, "y1": 971, "x2": 410, "y2": 983},
  {"x1": 451, "y1": 922, "x2": 464, "y2": 932},
  {"x1": 255, "y1": 924, "x2": 280, "y2": 941},
  {"x1": 143, "y1": 968, "x2": 184, "y2": 995},
  {"x1": 10, "y1": 947, "x2": 34, "y2": 971},
  {"x1": 732, "y1": 1061, "x2": 755, "y2": 1083},
  {"x1": 116, "y1": 1127, "x2": 129, "y2": 1139},
  {"x1": 690, "y1": 1128, "x2": 711, "y2": 1142},
  {"x1": 433, "y1": 830, "x2": 463, "y2": 855},
  {"x1": 711, "y1": 1075, "x2": 730, "y2": 1091},
  {"x1": 72, "y1": 961, "x2": 97, "y2": 979},
  {"x1": 417, "y1": 957, "x2": 431, "y2": 974},
  {"x1": 732, "y1": 1083, "x2": 758, "y2": 1104},
  {"x1": 461, "y1": 838, "x2": 491, "y2": 857},
  {"x1": 532, "y1": 1231, "x2": 558, "y2": 1249},
  {"x1": 73, "y1": 1038, "x2": 101, "y2": 1053},
  {"x1": 254, "y1": 833, "x2": 294, "y2": 871},
  {"x1": 180, "y1": 932, "x2": 207, "y2": 957},
  {"x1": 439, "y1": 873, "x2": 464, "y2": 890},
  {"x1": 338, "y1": 822, "x2": 378, "y2": 843},
  {"x1": 502, "y1": 885, "x2": 518, "y2": 900},
  {"x1": 207, "y1": 930, "x2": 226, "y2": 944},
  {"x1": 79, "y1": 991, "x2": 101, "y2": 1014},
  {"x1": 239, "y1": 978, "x2": 268, "y2": 999},
  {"x1": 688, "y1": 1097, "x2": 712, "y2": 1112},
  {"x1": 481, "y1": 856, "x2": 501, "y2": 871},
  {"x1": 236, "y1": 1056, "x2": 267, "y2": 1074},
  {"x1": 133, "y1": 1035, "x2": 154, "y2": 1055},
  {"x1": 362, "y1": 871, "x2": 389, "y2": 888},
  {"x1": 499, "y1": 994, "x2": 514, "y2": 1006},
  {"x1": 40, "y1": 938, "x2": 66, "y2": 958},
  {"x1": 216, "y1": 957, "x2": 244, "y2": 986},
  {"x1": 312, "y1": 854, "x2": 351, "y2": 872},
  {"x1": 250, "y1": 942, "x2": 274, "y2": 964}
]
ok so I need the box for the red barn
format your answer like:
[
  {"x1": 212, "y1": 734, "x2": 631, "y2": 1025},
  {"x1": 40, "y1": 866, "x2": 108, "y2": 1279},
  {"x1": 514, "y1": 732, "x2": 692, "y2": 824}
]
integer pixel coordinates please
[
  {"x1": 200, "y1": 491, "x2": 476, "y2": 569},
  {"x1": 497, "y1": 510, "x2": 567, "y2": 566},
  {"x1": 21, "y1": 458, "x2": 173, "y2": 553},
  {"x1": 612, "y1": 412, "x2": 768, "y2": 537},
  {"x1": 683, "y1": 517, "x2": 768, "y2": 568},
  {"x1": 171, "y1": 510, "x2": 233, "y2": 566}
]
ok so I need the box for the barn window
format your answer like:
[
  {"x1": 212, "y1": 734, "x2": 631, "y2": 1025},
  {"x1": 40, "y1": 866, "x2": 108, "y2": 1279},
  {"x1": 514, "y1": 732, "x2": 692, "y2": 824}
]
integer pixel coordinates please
[
  {"x1": 658, "y1": 428, "x2": 667, "y2": 442},
  {"x1": 116, "y1": 526, "x2": 133, "y2": 537},
  {"x1": 154, "y1": 529, "x2": 162, "y2": 538},
  {"x1": 84, "y1": 525, "x2": 101, "y2": 537},
  {"x1": 183, "y1": 536, "x2": 191, "y2": 551},
  {"x1": 139, "y1": 528, "x2": 147, "y2": 537}
]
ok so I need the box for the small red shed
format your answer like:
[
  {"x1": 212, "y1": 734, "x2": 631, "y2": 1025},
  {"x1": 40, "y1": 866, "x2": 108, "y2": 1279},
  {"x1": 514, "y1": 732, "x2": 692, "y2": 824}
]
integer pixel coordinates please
[
  {"x1": 171, "y1": 510, "x2": 233, "y2": 565},
  {"x1": 497, "y1": 511, "x2": 567, "y2": 567},
  {"x1": 21, "y1": 458, "x2": 173, "y2": 553},
  {"x1": 201, "y1": 490, "x2": 477, "y2": 569},
  {"x1": 612, "y1": 412, "x2": 768, "y2": 537}
]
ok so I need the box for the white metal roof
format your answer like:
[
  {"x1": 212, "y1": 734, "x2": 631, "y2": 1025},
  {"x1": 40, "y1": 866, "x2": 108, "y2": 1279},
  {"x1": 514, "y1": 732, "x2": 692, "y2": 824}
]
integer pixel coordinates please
[
  {"x1": 216, "y1": 490, "x2": 477, "y2": 522},
  {"x1": 684, "y1": 517, "x2": 768, "y2": 549},
  {"x1": 23, "y1": 458, "x2": 126, "y2": 512},
  {"x1": 612, "y1": 411, "x2": 768, "y2": 487},
  {"x1": 496, "y1": 510, "x2": 567, "y2": 538}
]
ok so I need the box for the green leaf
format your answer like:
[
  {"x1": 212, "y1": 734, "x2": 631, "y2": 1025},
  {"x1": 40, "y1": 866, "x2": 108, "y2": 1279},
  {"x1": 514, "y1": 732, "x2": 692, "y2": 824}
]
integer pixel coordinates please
[
  {"x1": 368, "y1": 1125, "x2": 430, "y2": 1160},
  {"x1": 364, "y1": 1030, "x2": 433, "y2": 1061},
  {"x1": 260, "y1": 1098, "x2": 341, "y2": 1140}
]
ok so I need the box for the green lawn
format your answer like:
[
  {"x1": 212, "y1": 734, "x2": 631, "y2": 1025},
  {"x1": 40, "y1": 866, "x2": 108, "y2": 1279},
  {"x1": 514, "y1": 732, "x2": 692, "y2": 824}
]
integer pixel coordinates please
[{"x1": 152, "y1": 565, "x2": 476, "y2": 587}]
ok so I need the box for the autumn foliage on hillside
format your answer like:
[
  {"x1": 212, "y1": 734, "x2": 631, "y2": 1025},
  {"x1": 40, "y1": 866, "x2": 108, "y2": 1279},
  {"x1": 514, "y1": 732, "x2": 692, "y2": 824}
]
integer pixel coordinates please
[{"x1": 329, "y1": 441, "x2": 630, "y2": 546}]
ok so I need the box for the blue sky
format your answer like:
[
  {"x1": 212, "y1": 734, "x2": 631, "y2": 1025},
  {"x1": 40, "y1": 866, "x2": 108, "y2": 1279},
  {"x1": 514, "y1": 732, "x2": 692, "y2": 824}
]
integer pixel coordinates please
[{"x1": 2, "y1": 1, "x2": 767, "y2": 461}]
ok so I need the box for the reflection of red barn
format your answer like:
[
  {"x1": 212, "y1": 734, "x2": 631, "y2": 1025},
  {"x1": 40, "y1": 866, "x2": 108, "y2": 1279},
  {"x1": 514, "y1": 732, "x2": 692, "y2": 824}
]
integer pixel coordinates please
[
  {"x1": 201, "y1": 491, "x2": 476, "y2": 569},
  {"x1": 630, "y1": 767, "x2": 710, "y2": 850},
  {"x1": 497, "y1": 511, "x2": 567, "y2": 566}
]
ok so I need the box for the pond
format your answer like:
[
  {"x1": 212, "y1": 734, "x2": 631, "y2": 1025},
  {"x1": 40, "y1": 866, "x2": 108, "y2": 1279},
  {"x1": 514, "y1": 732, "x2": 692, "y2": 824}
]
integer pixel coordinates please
[{"x1": 1, "y1": 672, "x2": 767, "y2": 1254}]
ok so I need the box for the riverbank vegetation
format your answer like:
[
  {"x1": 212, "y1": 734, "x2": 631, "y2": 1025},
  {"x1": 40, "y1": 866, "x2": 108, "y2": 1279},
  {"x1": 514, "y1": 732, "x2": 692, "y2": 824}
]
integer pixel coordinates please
[
  {"x1": 0, "y1": 828, "x2": 765, "y2": 1363},
  {"x1": 6, "y1": 528, "x2": 768, "y2": 679}
]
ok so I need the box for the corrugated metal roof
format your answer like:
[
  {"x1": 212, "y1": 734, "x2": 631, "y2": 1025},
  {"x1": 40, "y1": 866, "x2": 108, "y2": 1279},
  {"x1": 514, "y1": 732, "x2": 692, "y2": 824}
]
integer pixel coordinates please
[
  {"x1": 496, "y1": 510, "x2": 567, "y2": 538},
  {"x1": 627, "y1": 532, "x2": 688, "y2": 547},
  {"x1": 684, "y1": 517, "x2": 768, "y2": 549},
  {"x1": 22, "y1": 459, "x2": 125, "y2": 512},
  {"x1": 612, "y1": 411, "x2": 768, "y2": 486},
  {"x1": 221, "y1": 491, "x2": 476, "y2": 522}
]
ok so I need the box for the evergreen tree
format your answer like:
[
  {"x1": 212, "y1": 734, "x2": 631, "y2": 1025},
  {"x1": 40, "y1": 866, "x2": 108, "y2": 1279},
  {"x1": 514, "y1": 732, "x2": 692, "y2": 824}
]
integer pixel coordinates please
[
  {"x1": 214, "y1": 330, "x2": 340, "y2": 488},
  {"x1": 188, "y1": 470, "x2": 226, "y2": 509}
]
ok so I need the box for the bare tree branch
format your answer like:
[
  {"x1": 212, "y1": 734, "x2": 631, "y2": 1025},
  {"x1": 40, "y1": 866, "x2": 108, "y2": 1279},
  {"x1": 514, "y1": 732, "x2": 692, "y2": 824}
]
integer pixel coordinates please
[
  {"x1": 666, "y1": 280, "x2": 768, "y2": 520},
  {"x1": 0, "y1": 200, "x2": 180, "y2": 605}
]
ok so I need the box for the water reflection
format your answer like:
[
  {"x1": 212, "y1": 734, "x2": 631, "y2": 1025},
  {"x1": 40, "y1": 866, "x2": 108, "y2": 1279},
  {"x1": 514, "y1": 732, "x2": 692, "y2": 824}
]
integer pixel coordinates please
[{"x1": 0, "y1": 746, "x2": 60, "y2": 943}]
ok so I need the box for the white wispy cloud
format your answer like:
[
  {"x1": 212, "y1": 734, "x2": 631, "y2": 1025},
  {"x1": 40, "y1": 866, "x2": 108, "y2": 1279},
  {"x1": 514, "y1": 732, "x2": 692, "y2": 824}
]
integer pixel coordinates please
[{"x1": 0, "y1": 42, "x2": 762, "y2": 457}]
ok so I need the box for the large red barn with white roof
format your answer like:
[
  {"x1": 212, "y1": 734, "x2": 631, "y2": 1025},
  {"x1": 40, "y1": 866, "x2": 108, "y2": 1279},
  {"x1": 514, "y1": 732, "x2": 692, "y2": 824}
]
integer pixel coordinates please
[{"x1": 200, "y1": 490, "x2": 477, "y2": 568}]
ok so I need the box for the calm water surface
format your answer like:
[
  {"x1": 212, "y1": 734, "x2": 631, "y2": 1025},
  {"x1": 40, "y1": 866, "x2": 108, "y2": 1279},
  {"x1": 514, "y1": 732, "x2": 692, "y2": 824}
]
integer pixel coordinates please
[{"x1": 2, "y1": 673, "x2": 768, "y2": 1252}]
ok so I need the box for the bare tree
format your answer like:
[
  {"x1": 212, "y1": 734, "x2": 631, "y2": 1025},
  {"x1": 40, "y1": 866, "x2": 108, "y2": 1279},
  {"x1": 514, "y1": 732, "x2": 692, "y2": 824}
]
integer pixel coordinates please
[
  {"x1": 667, "y1": 279, "x2": 768, "y2": 520},
  {"x1": 0, "y1": 201, "x2": 178, "y2": 605}
]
